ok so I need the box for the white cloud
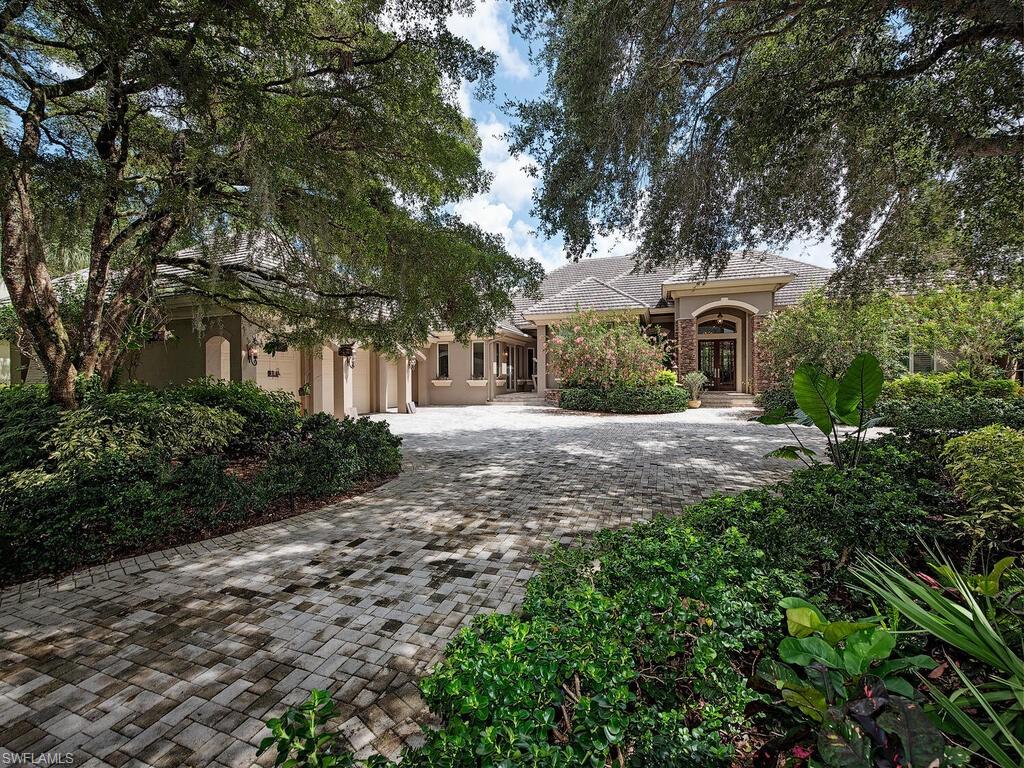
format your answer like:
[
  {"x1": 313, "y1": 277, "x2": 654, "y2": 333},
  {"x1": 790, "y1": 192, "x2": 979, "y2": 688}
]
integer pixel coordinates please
[{"x1": 447, "y1": 0, "x2": 531, "y2": 80}]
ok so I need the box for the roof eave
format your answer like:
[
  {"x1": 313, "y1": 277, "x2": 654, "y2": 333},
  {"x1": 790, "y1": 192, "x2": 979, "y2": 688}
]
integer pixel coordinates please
[
  {"x1": 523, "y1": 306, "x2": 650, "y2": 323},
  {"x1": 661, "y1": 274, "x2": 794, "y2": 299}
]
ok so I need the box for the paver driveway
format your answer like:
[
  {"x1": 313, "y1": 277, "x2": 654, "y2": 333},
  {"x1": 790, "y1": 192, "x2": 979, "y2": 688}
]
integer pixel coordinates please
[{"x1": 1, "y1": 404, "x2": 809, "y2": 767}]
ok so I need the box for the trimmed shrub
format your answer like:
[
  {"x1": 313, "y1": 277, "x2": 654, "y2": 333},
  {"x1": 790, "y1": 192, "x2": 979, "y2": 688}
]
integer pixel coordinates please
[
  {"x1": 0, "y1": 385, "x2": 401, "y2": 586},
  {"x1": 755, "y1": 385, "x2": 797, "y2": 415},
  {"x1": 881, "y1": 373, "x2": 946, "y2": 401},
  {"x1": 654, "y1": 369, "x2": 677, "y2": 387},
  {"x1": 262, "y1": 414, "x2": 401, "y2": 499},
  {"x1": 683, "y1": 435, "x2": 942, "y2": 585},
  {"x1": 559, "y1": 385, "x2": 689, "y2": 414},
  {"x1": 410, "y1": 521, "x2": 799, "y2": 767},
  {"x1": 164, "y1": 378, "x2": 300, "y2": 456},
  {"x1": 882, "y1": 372, "x2": 1021, "y2": 402},
  {"x1": 878, "y1": 395, "x2": 1024, "y2": 436},
  {"x1": 45, "y1": 390, "x2": 244, "y2": 467},
  {"x1": 942, "y1": 424, "x2": 1024, "y2": 543}
]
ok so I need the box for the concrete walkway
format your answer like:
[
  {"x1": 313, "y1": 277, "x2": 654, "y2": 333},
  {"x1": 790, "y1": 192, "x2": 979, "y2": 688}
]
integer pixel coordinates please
[{"x1": 0, "y1": 404, "x2": 806, "y2": 767}]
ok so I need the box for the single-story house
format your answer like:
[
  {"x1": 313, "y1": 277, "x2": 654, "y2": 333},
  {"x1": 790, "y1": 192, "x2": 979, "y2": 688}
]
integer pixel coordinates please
[{"x1": 9, "y1": 241, "x2": 946, "y2": 413}]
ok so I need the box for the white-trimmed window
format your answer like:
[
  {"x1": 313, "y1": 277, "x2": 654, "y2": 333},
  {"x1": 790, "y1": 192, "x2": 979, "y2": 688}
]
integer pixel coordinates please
[
  {"x1": 471, "y1": 341, "x2": 485, "y2": 379},
  {"x1": 437, "y1": 343, "x2": 449, "y2": 379}
]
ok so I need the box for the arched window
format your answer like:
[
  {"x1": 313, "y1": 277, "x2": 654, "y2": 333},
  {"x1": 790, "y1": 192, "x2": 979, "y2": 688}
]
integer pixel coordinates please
[
  {"x1": 697, "y1": 317, "x2": 737, "y2": 335},
  {"x1": 205, "y1": 336, "x2": 231, "y2": 381}
]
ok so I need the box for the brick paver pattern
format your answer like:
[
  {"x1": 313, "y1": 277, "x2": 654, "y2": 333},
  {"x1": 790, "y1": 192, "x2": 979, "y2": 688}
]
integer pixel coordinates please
[{"x1": 0, "y1": 404, "x2": 809, "y2": 767}]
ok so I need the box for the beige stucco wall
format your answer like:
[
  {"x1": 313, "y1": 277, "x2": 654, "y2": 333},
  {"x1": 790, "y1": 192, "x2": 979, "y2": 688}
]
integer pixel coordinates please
[
  {"x1": 130, "y1": 315, "x2": 242, "y2": 387},
  {"x1": 424, "y1": 340, "x2": 490, "y2": 405},
  {"x1": 352, "y1": 347, "x2": 373, "y2": 413},
  {"x1": 673, "y1": 289, "x2": 774, "y2": 320}
]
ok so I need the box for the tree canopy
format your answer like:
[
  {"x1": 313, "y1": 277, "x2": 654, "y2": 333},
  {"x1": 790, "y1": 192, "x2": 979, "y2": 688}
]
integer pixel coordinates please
[
  {"x1": 0, "y1": 0, "x2": 542, "y2": 405},
  {"x1": 510, "y1": 0, "x2": 1024, "y2": 288}
]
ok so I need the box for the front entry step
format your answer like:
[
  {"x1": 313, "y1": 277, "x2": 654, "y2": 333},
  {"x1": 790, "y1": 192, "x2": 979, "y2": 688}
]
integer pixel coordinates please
[{"x1": 699, "y1": 392, "x2": 757, "y2": 408}]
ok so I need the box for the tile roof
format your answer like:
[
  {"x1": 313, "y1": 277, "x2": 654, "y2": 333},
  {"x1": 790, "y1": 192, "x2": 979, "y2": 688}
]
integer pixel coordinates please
[
  {"x1": 664, "y1": 251, "x2": 793, "y2": 284},
  {"x1": 509, "y1": 250, "x2": 834, "y2": 327},
  {"x1": 524, "y1": 276, "x2": 648, "y2": 316}
]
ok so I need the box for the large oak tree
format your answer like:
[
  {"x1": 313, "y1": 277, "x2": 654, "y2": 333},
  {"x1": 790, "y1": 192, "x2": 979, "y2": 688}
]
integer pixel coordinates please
[
  {"x1": 510, "y1": 0, "x2": 1023, "y2": 289},
  {"x1": 0, "y1": 0, "x2": 542, "y2": 406}
]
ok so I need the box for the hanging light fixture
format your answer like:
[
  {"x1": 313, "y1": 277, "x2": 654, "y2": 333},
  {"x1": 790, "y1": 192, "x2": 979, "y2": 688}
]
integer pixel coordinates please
[
  {"x1": 245, "y1": 338, "x2": 260, "y2": 366},
  {"x1": 715, "y1": 312, "x2": 724, "y2": 327}
]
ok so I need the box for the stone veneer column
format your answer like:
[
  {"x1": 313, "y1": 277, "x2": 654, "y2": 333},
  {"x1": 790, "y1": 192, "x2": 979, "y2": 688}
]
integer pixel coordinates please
[
  {"x1": 751, "y1": 314, "x2": 771, "y2": 395},
  {"x1": 675, "y1": 318, "x2": 697, "y2": 380}
]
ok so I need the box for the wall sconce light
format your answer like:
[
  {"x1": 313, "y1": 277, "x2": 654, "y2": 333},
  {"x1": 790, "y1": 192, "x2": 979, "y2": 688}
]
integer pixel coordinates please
[
  {"x1": 245, "y1": 338, "x2": 260, "y2": 367},
  {"x1": 338, "y1": 343, "x2": 356, "y2": 369}
]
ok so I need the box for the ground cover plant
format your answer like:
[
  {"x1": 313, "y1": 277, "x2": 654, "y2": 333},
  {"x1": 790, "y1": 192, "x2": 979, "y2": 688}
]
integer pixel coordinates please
[{"x1": 0, "y1": 380, "x2": 401, "y2": 586}]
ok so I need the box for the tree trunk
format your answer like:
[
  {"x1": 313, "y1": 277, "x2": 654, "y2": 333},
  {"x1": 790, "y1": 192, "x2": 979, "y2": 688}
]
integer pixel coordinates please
[
  {"x1": 0, "y1": 92, "x2": 80, "y2": 407},
  {"x1": 1, "y1": 179, "x2": 78, "y2": 407}
]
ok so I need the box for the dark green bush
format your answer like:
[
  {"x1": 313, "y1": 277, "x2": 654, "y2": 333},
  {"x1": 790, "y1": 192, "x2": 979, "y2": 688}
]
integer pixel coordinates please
[
  {"x1": 45, "y1": 390, "x2": 244, "y2": 466},
  {"x1": 165, "y1": 378, "x2": 300, "y2": 456},
  {"x1": 559, "y1": 385, "x2": 688, "y2": 414},
  {"x1": 0, "y1": 384, "x2": 61, "y2": 473},
  {"x1": 882, "y1": 372, "x2": 1021, "y2": 402},
  {"x1": 408, "y1": 521, "x2": 799, "y2": 768},
  {"x1": 878, "y1": 395, "x2": 1024, "y2": 436},
  {"x1": 0, "y1": 385, "x2": 401, "y2": 586},
  {"x1": 682, "y1": 435, "x2": 942, "y2": 585},
  {"x1": 755, "y1": 385, "x2": 797, "y2": 415},
  {"x1": 941, "y1": 424, "x2": 1024, "y2": 545},
  {"x1": 265, "y1": 415, "x2": 358, "y2": 499}
]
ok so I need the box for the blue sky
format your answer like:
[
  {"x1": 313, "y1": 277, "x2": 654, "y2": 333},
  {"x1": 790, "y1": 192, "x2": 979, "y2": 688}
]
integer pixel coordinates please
[{"x1": 445, "y1": 0, "x2": 837, "y2": 273}]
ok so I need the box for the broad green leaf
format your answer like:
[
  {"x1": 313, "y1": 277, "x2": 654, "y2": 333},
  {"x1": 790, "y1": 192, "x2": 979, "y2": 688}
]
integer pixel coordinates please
[
  {"x1": 786, "y1": 606, "x2": 827, "y2": 637},
  {"x1": 780, "y1": 636, "x2": 841, "y2": 668},
  {"x1": 874, "y1": 655, "x2": 939, "y2": 677},
  {"x1": 817, "y1": 718, "x2": 872, "y2": 767},
  {"x1": 793, "y1": 364, "x2": 839, "y2": 436},
  {"x1": 766, "y1": 446, "x2": 817, "y2": 461},
  {"x1": 822, "y1": 621, "x2": 876, "y2": 646},
  {"x1": 780, "y1": 684, "x2": 828, "y2": 722},
  {"x1": 843, "y1": 628, "x2": 895, "y2": 675},
  {"x1": 881, "y1": 676, "x2": 916, "y2": 698},
  {"x1": 836, "y1": 352, "x2": 884, "y2": 415},
  {"x1": 876, "y1": 697, "x2": 946, "y2": 767},
  {"x1": 780, "y1": 597, "x2": 827, "y2": 637},
  {"x1": 756, "y1": 407, "x2": 795, "y2": 425}
]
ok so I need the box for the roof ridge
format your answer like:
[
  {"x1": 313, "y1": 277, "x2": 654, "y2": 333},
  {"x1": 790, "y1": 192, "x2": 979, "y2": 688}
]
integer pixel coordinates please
[{"x1": 591, "y1": 277, "x2": 646, "y2": 306}]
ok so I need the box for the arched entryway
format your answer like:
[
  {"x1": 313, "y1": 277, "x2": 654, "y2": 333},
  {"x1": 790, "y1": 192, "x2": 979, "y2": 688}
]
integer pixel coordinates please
[
  {"x1": 205, "y1": 336, "x2": 231, "y2": 381},
  {"x1": 693, "y1": 305, "x2": 756, "y2": 393}
]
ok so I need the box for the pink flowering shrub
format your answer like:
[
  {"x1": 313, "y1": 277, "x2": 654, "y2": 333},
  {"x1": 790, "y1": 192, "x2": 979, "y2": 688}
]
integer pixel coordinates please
[{"x1": 546, "y1": 309, "x2": 667, "y2": 389}]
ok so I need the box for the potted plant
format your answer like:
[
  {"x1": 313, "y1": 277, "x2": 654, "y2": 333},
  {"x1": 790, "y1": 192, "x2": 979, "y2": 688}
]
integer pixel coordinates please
[{"x1": 681, "y1": 371, "x2": 708, "y2": 408}]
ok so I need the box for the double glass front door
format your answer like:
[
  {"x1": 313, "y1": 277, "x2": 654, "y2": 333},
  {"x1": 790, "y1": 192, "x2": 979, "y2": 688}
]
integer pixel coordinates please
[{"x1": 698, "y1": 339, "x2": 737, "y2": 391}]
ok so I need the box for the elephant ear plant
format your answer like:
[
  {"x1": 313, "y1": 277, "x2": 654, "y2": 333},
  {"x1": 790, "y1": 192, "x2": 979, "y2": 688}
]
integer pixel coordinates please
[{"x1": 756, "y1": 353, "x2": 884, "y2": 470}]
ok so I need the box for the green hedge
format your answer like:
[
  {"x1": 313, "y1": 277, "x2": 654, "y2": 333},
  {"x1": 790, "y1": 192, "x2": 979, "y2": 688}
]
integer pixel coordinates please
[
  {"x1": 877, "y1": 394, "x2": 1024, "y2": 437},
  {"x1": 0, "y1": 382, "x2": 401, "y2": 585},
  {"x1": 942, "y1": 424, "x2": 1024, "y2": 543},
  {"x1": 882, "y1": 372, "x2": 1022, "y2": 401},
  {"x1": 559, "y1": 385, "x2": 689, "y2": 414},
  {"x1": 682, "y1": 435, "x2": 943, "y2": 587}
]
